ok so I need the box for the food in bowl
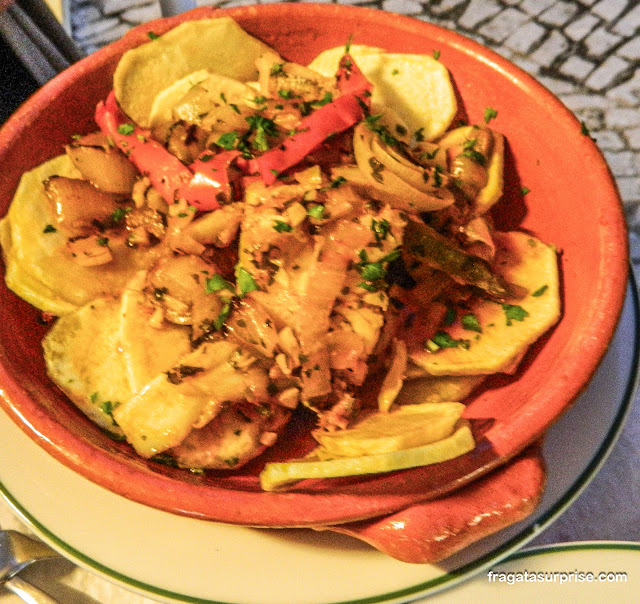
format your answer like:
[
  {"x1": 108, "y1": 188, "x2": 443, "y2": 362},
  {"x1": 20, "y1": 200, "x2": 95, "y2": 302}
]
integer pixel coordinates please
[{"x1": 0, "y1": 16, "x2": 561, "y2": 493}]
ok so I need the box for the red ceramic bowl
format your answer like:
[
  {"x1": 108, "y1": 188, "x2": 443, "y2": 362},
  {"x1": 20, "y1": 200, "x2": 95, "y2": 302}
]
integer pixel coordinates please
[{"x1": 0, "y1": 5, "x2": 629, "y2": 526}]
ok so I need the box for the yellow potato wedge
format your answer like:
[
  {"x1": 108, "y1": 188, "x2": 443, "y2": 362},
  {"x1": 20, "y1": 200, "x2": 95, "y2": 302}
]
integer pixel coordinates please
[
  {"x1": 396, "y1": 374, "x2": 486, "y2": 404},
  {"x1": 42, "y1": 297, "x2": 132, "y2": 435},
  {"x1": 118, "y1": 271, "x2": 191, "y2": 392},
  {"x1": 310, "y1": 45, "x2": 457, "y2": 141},
  {"x1": 113, "y1": 340, "x2": 268, "y2": 457},
  {"x1": 260, "y1": 420, "x2": 475, "y2": 491},
  {"x1": 314, "y1": 401, "x2": 466, "y2": 457},
  {"x1": 114, "y1": 17, "x2": 275, "y2": 126},
  {"x1": 408, "y1": 231, "x2": 561, "y2": 375}
]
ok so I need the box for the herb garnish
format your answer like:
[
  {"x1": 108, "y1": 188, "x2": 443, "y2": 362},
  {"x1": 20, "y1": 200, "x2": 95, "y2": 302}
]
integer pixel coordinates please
[
  {"x1": 236, "y1": 266, "x2": 259, "y2": 296},
  {"x1": 461, "y1": 313, "x2": 482, "y2": 333},
  {"x1": 273, "y1": 220, "x2": 293, "y2": 233},
  {"x1": 484, "y1": 107, "x2": 498, "y2": 124},
  {"x1": 205, "y1": 273, "x2": 234, "y2": 294},
  {"x1": 502, "y1": 303, "x2": 529, "y2": 325}
]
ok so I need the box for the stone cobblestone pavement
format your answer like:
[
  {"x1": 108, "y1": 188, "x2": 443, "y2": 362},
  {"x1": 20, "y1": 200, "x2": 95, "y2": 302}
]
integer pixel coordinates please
[{"x1": 69, "y1": 0, "x2": 640, "y2": 266}]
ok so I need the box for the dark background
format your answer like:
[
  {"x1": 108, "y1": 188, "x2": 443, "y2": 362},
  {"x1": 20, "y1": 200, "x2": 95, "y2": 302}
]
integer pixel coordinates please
[{"x1": 0, "y1": 36, "x2": 39, "y2": 123}]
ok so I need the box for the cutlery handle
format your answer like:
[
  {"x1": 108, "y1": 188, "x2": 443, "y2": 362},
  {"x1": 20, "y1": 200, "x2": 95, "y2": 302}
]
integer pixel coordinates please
[{"x1": 3, "y1": 574, "x2": 59, "y2": 604}]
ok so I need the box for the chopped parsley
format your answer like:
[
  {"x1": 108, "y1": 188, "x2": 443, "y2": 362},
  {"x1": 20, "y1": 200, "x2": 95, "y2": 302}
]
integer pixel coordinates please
[
  {"x1": 329, "y1": 175, "x2": 347, "y2": 189},
  {"x1": 371, "y1": 218, "x2": 391, "y2": 244},
  {"x1": 365, "y1": 114, "x2": 399, "y2": 146},
  {"x1": 270, "y1": 63, "x2": 284, "y2": 75},
  {"x1": 355, "y1": 248, "x2": 401, "y2": 290},
  {"x1": 521, "y1": 186, "x2": 531, "y2": 195},
  {"x1": 205, "y1": 273, "x2": 234, "y2": 294},
  {"x1": 443, "y1": 306, "x2": 457, "y2": 326},
  {"x1": 531, "y1": 284, "x2": 549, "y2": 297},
  {"x1": 100, "y1": 400, "x2": 120, "y2": 425},
  {"x1": 216, "y1": 130, "x2": 239, "y2": 150},
  {"x1": 97, "y1": 237, "x2": 109, "y2": 246},
  {"x1": 43, "y1": 224, "x2": 57, "y2": 233},
  {"x1": 214, "y1": 301, "x2": 232, "y2": 331},
  {"x1": 236, "y1": 266, "x2": 259, "y2": 296},
  {"x1": 461, "y1": 313, "x2": 482, "y2": 333},
  {"x1": 433, "y1": 165, "x2": 443, "y2": 187},
  {"x1": 111, "y1": 207, "x2": 130, "y2": 223},
  {"x1": 246, "y1": 114, "x2": 279, "y2": 152},
  {"x1": 273, "y1": 220, "x2": 293, "y2": 233},
  {"x1": 117, "y1": 123, "x2": 135, "y2": 135},
  {"x1": 484, "y1": 107, "x2": 498, "y2": 124},
  {"x1": 461, "y1": 148, "x2": 486, "y2": 165},
  {"x1": 425, "y1": 331, "x2": 470, "y2": 352},
  {"x1": 307, "y1": 204, "x2": 326, "y2": 219},
  {"x1": 433, "y1": 50, "x2": 441, "y2": 60},
  {"x1": 502, "y1": 303, "x2": 529, "y2": 325},
  {"x1": 147, "y1": 31, "x2": 160, "y2": 40}
]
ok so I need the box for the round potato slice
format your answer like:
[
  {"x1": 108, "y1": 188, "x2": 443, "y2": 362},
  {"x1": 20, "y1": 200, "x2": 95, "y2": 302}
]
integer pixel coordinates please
[
  {"x1": 118, "y1": 271, "x2": 191, "y2": 393},
  {"x1": 149, "y1": 70, "x2": 257, "y2": 132},
  {"x1": 114, "y1": 17, "x2": 276, "y2": 126},
  {"x1": 309, "y1": 45, "x2": 457, "y2": 141},
  {"x1": 42, "y1": 297, "x2": 131, "y2": 435},
  {"x1": 408, "y1": 231, "x2": 561, "y2": 376},
  {"x1": 1, "y1": 216, "x2": 76, "y2": 315},
  {"x1": 6, "y1": 155, "x2": 157, "y2": 312},
  {"x1": 313, "y1": 402, "x2": 466, "y2": 458}
]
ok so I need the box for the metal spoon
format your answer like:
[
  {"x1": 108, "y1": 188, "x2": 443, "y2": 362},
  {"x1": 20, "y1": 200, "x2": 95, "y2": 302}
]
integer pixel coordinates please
[{"x1": 0, "y1": 529, "x2": 60, "y2": 603}]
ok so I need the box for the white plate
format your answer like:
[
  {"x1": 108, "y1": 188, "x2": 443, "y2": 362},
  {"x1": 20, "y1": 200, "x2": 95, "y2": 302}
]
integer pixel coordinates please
[{"x1": 0, "y1": 279, "x2": 637, "y2": 604}]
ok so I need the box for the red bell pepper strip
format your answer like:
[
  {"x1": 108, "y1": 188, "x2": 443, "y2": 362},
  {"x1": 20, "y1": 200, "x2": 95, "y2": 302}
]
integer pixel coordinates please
[
  {"x1": 178, "y1": 150, "x2": 241, "y2": 210},
  {"x1": 253, "y1": 93, "x2": 365, "y2": 184},
  {"x1": 95, "y1": 92, "x2": 238, "y2": 211},
  {"x1": 95, "y1": 92, "x2": 192, "y2": 203},
  {"x1": 336, "y1": 53, "x2": 373, "y2": 100}
]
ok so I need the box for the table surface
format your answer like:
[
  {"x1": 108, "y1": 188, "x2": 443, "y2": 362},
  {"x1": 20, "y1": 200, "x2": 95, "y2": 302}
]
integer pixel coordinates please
[{"x1": 1, "y1": 1, "x2": 639, "y2": 602}]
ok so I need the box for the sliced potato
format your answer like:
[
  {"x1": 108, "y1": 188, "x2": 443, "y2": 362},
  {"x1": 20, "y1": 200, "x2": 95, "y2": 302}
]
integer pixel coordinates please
[
  {"x1": 260, "y1": 420, "x2": 475, "y2": 491},
  {"x1": 113, "y1": 340, "x2": 268, "y2": 457},
  {"x1": 149, "y1": 70, "x2": 257, "y2": 132},
  {"x1": 408, "y1": 231, "x2": 561, "y2": 375},
  {"x1": 6, "y1": 155, "x2": 157, "y2": 312},
  {"x1": 1, "y1": 216, "x2": 75, "y2": 315},
  {"x1": 314, "y1": 401, "x2": 466, "y2": 457},
  {"x1": 4, "y1": 251, "x2": 78, "y2": 316},
  {"x1": 114, "y1": 17, "x2": 275, "y2": 126},
  {"x1": 118, "y1": 271, "x2": 191, "y2": 392},
  {"x1": 42, "y1": 297, "x2": 131, "y2": 435},
  {"x1": 309, "y1": 45, "x2": 457, "y2": 141},
  {"x1": 396, "y1": 374, "x2": 486, "y2": 403}
]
